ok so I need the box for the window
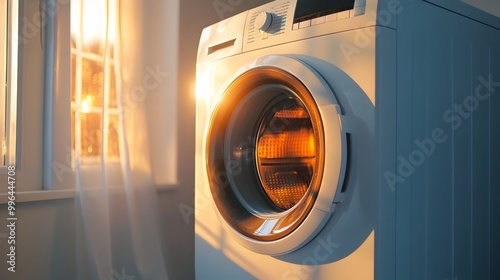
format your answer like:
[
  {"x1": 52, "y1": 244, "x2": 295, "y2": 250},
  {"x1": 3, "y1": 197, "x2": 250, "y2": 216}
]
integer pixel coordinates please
[
  {"x1": 0, "y1": 0, "x2": 177, "y2": 195},
  {"x1": 0, "y1": 0, "x2": 18, "y2": 168},
  {"x1": 71, "y1": 0, "x2": 119, "y2": 164},
  {"x1": 1, "y1": 0, "x2": 123, "y2": 193},
  {"x1": 0, "y1": 0, "x2": 44, "y2": 193}
]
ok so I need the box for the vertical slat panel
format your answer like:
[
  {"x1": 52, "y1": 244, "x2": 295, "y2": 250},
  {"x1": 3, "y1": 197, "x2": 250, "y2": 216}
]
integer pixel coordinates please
[
  {"x1": 489, "y1": 37, "x2": 500, "y2": 280},
  {"x1": 394, "y1": 5, "x2": 419, "y2": 280},
  {"x1": 470, "y1": 37, "x2": 491, "y2": 280},
  {"x1": 393, "y1": 3, "x2": 500, "y2": 280},
  {"x1": 451, "y1": 34, "x2": 473, "y2": 280},
  {"x1": 424, "y1": 28, "x2": 453, "y2": 280},
  {"x1": 408, "y1": 29, "x2": 427, "y2": 280},
  {"x1": 376, "y1": 27, "x2": 398, "y2": 280}
]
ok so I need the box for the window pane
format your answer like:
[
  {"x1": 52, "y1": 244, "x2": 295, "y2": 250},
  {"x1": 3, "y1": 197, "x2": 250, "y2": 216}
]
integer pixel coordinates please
[
  {"x1": 71, "y1": 0, "x2": 119, "y2": 163},
  {"x1": 108, "y1": 114, "x2": 119, "y2": 157},
  {"x1": 81, "y1": 113, "x2": 101, "y2": 157},
  {"x1": 81, "y1": 58, "x2": 103, "y2": 108},
  {"x1": 71, "y1": 54, "x2": 76, "y2": 103},
  {"x1": 0, "y1": 0, "x2": 18, "y2": 166},
  {"x1": 1, "y1": 0, "x2": 6, "y2": 165},
  {"x1": 71, "y1": 110, "x2": 75, "y2": 156},
  {"x1": 71, "y1": 0, "x2": 115, "y2": 54},
  {"x1": 82, "y1": 0, "x2": 106, "y2": 55},
  {"x1": 109, "y1": 66, "x2": 117, "y2": 108}
]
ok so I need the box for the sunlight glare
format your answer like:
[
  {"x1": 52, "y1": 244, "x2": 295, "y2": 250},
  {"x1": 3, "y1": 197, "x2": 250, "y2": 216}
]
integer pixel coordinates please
[
  {"x1": 71, "y1": 0, "x2": 115, "y2": 44},
  {"x1": 81, "y1": 95, "x2": 92, "y2": 113},
  {"x1": 196, "y1": 73, "x2": 211, "y2": 102}
]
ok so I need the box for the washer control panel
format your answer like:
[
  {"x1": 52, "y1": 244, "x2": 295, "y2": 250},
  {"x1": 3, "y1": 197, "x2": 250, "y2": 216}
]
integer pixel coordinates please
[
  {"x1": 243, "y1": 0, "x2": 368, "y2": 52},
  {"x1": 245, "y1": 1, "x2": 290, "y2": 45}
]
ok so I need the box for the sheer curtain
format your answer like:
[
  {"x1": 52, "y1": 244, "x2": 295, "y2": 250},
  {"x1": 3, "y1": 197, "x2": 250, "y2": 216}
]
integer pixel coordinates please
[{"x1": 74, "y1": 0, "x2": 169, "y2": 279}]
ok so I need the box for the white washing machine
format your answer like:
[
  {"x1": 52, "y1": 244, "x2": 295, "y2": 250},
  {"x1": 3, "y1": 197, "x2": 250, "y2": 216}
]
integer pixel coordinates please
[
  {"x1": 195, "y1": 1, "x2": 385, "y2": 279},
  {"x1": 195, "y1": 0, "x2": 500, "y2": 279}
]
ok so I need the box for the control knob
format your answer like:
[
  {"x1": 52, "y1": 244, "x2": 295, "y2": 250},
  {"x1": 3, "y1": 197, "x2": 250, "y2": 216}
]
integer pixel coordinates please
[{"x1": 255, "y1": 12, "x2": 273, "y2": 32}]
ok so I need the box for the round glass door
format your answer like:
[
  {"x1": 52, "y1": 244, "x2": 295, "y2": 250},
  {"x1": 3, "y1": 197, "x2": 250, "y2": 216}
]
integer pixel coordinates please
[{"x1": 205, "y1": 56, "x2": 346, "y2": 255}]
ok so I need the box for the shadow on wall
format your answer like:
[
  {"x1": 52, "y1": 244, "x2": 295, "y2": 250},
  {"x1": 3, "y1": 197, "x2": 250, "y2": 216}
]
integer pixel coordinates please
[{"x1": 195, "y1": 235, "x2": 255, "y2": 280}]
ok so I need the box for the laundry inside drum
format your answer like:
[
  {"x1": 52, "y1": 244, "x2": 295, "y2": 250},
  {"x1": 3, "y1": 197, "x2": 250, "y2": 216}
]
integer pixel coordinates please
[{"x1": 256, "y1": 100, "x2": 316, "y2": 210}]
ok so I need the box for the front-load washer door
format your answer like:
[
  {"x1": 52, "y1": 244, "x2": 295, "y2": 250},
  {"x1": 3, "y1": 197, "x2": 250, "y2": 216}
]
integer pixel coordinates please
[{"x1": 205, "y1": 55, "x2": 347, "y2": 255}]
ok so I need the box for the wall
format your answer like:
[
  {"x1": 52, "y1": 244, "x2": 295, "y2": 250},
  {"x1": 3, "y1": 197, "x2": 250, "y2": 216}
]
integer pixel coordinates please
[
  {"x1": 0, "y1": 199, "x2": 75, "y2": 279},
  {"x1": 155, "y1": 0, "x2": 271, "y2": 279},
  {"x1": 461, "y1": 0, "x2": 500, "y2": 17}
]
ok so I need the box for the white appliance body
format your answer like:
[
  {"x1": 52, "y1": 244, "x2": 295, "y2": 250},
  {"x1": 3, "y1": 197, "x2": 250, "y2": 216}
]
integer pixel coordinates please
[{"x1": 195, "y1": 0, "x2": 500, "y2": 279}]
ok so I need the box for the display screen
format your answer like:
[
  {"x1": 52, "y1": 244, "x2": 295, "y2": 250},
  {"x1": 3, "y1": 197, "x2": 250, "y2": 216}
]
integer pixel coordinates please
[{"x1": 294, "y1": 0, "x2": 355, "y2": 23}]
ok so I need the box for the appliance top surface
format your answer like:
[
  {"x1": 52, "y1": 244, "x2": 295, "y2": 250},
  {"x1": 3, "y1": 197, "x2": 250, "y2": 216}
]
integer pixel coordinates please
[
  {"x1": 196, "y1": 0, "x2": 377, "y2": 65},
  {"x1": 196, "y1": 0, "x2": 500, "y2": 65}
]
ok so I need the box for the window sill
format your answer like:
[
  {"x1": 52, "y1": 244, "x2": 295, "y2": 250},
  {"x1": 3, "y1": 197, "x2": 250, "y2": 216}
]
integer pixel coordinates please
[
  {"x1": 0, "y1": 184, "x2": 178, "y2": 204},
  {"x1": 156, "y1": 184, "x2": 179, "y2": 193},
  {"x1": 0, "y1": 189, "x2": 76, "y2": 204}
]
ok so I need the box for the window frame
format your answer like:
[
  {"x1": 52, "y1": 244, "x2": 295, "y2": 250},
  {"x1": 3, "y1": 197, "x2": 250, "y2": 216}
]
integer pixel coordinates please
[
  {"x1": 0, "y1": 0, "x2": 121, "y2": 195},
  {"x1": 50, "y1": 0, "x2": 123, "y2": 191},
  {"x1": 70, "y1": 0, "x2": 121, "y2": 166},
  {"x1": 0, "y1": 1, "x2": 6, "y2": 167},
  {"x1": 0, "y1": 0, "x2": 179, "y2": 199},
  {"x1": 0, "y1": 0, "x2": 46, "y2": 196},
  {"x1": 0, "y1": 0, "x2": 19, "y2": 171}
]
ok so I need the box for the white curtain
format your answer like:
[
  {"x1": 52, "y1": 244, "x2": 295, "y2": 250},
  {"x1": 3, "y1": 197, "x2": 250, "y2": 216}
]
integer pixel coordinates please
[{"x1": 74, "y1": 0, "x2": 169, "y2": 279}]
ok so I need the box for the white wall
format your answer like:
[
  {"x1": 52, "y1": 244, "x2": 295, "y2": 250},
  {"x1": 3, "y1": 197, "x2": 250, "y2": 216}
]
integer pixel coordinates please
[{"x1": 461, "y1": 0, "x2": 500, "y2": 17}]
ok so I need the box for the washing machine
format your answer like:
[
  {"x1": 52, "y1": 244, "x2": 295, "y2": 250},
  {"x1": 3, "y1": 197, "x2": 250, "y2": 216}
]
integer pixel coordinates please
[
  {"x1": 195, "y1": 0, "x2": 500, "y2": 279},
  {"x1": 195, "y1": 1, "x2": 390, "y2": 279}
]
